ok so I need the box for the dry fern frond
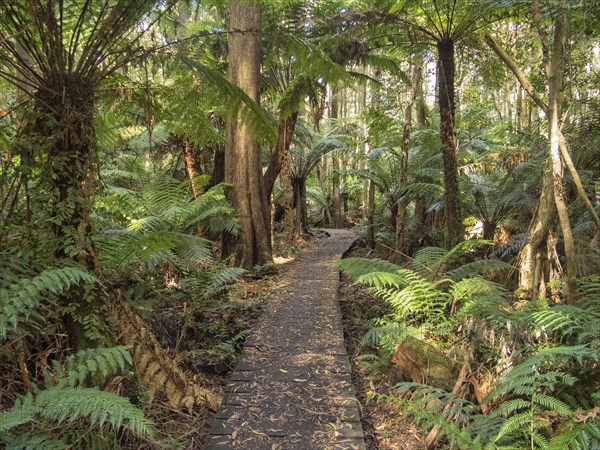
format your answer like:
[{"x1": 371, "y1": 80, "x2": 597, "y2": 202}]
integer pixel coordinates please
[{"x1": 109, "y1": 294, "x2": 220, "y2": 412}]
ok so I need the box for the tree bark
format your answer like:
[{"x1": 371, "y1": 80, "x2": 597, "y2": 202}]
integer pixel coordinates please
[
  {"x1": 330, "y1": 86, "x2": 343, "y2": 228},
  {"x1": 223, "y1": 1, "x2": 272, "y2": 269},
  {"x1": 541, "y1": 0, "x2": 577, "y2": 302},
  {"x1": 263, "y1": 112, "x2": 298, "y2": 200},
  {"x1": 35, "y1": 75, "x2": 100, "y2": 351},
  {"x1": 395, "y1": 60, "x2": 423, "y2": 258},
  {"x1": 437, "y1": 39, "x2": 462, "y2": 246},
  {"x1": 183, "y1": 139, "x2": 203, "y2": 199}
]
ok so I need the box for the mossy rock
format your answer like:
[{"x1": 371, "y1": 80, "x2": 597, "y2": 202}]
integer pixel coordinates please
[{"x1": 388, "y1": 335, "x2": 458, "y2": 391}]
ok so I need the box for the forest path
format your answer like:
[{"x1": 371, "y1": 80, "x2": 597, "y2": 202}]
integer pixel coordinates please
[{"x1": 205, "y1": 229, "x2": 365, "y2": 450}]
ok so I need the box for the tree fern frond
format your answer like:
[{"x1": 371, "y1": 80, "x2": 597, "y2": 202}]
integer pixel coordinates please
[
  {"x1": 127, "y1": 215, "x2": 168, "y2": 232},
  {"x1": 60, "y1": 346, "x2": 132, "y2": 387},
  {"x1": 98, "y1": 230, "x2": 212, "y2": 270},
  {"x1": 336, "y1": 257, "x2": 400, "y2": 280},
  {"x1": 0, "y1": 267, "x2": 98, "y2": 338},
  {"x1": 530, "y1": 307, "x2": 584, "y2": 338},
  {"x1": 356, "y1": 271, "x2": 407, "y2": 290},
  {"x1": 35, "y1": 386, "x2": 152, "y2": 436},
  {"x1": 447, "y1": 259, "x2": 513, "y2": 281},
  {"x1": 0, "y1": 386, "x2": 151, "y2": 438}
]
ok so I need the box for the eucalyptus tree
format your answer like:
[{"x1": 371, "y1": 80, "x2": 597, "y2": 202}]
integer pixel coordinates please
[
  {"x1": 0, "y1": 0, "x2": 175, "y2": 349},
  {"x1": 222, "y1": 0, "x2": 273, "y2": 269}
]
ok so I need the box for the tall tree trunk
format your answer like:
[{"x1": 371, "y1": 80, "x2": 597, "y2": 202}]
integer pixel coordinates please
[
  {"x1": 395, "y1": 60, "x2": 423, "y2": 258},
  {"x1": 291, "y1": 178, "x2": 308, "y2": 234},
  {"x1": 209, "y1": 145, "x2": 225, "y2": 188},
  {"x1": 540, "y1": 0, "x2": 577, "y2": 302},
  {"x1": 437, "y1": 39, "x2": 462, "y2": 246},
  {"x1": 223, "y1": 1, "x2": 272, "y2": 269},
  {"x1": 330, "y1": 86, "x2": 343, "y2": 228},
  {"x1": 316, "y1": 158, "x2": 333, "y2": 225}
]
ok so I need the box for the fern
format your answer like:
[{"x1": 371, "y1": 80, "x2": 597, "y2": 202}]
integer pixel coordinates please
[
  {"x1": 0, "y1": 266, "x2": 98, "y2": 338},
  {"x1": 0, "y1": 387, "x2": 152, "y2": 438},
  {"x1": 336, "y1": 256, "x2": 401, "y2": 280},
  {"x1": 412, "y1": 240, "x2": 494, "y2": 281},
  {"x1": 49, "y1": 346, "x2": 132, "y2": 387},
  {"x1": 0, "y1": 345, "x2": 152, "y2": 447},
  {"x1": 2, "y1": 433, "x2": 67, "y2": 450}
]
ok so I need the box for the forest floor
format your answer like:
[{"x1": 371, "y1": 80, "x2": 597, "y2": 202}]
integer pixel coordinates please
[{"x1": 149, "y1": 230, "x2": 425, "y2": 449}]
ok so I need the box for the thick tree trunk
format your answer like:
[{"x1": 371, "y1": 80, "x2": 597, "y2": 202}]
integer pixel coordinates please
[
  {"x1": 519, "y1": 168, "x2": 556, "y2": 299},
  {"x1": 263, "y1": 112, "x2": 299, "y2": 200},
  {"x1": 437, "y1": 39, "x2": 462, "y2": 246},
  {"x1": 395, "y1": 61, "x2": 423, "y2": 258},
  {"x1": 223, "y1": 1, "x2": 272, "y2": 269},
  {"x1": 37, "y1": 76, "x2": 100, "y2": 351}
]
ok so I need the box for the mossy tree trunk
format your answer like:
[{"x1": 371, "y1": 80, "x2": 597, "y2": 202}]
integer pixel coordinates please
[
  {"x1": 437, "y1": 39, "x2": 462, "y2": 247},
  {"x1": 36, "y1": 75, "x2": 100, "y2": 351}
]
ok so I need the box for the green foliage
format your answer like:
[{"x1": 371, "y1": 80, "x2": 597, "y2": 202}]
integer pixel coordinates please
[
  {"x1": 0, "y1": 266, "x2": 98, "y2": 339},
  {"x1": 385, "y1": 284, "x2": 600, "y2": 449},
  {"x1": 0, "y1": 346, "x2": 152, "y2": 447}
]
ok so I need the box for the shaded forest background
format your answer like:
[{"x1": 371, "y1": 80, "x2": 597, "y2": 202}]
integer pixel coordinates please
[{"x1": 0, "y1": 0, "x2": 599, "y2": 448}]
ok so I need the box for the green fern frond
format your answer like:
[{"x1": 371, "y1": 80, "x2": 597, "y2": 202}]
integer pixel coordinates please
[
  {"x1": 59, "y1": 346, "x2": 132, "y2": 387},
  {"x1": 530, "y1": 307, "x2": 583, "y2": 338},
  {"x1": 494, "y1": 410, "x2": 533, "y2": 442},
  {"x1": 412, "y1": 246, "x2": 447, "y2": 279},
  {"x1": 98, "y1": 230, "x2": 212, "y2": 270},
  {"x1": 0, "y1": 394, "x2": 37, "y2": 433},
  {"x1": 180, "y1": 267, "x2": 246, "y2": 299},
  {"x1": 356, "y1": 271, "x2": 407, "y2": 290},
  {"x1": 127, "y1": 215, "x2": 168, "y2": 232},
  {"x1": 446, "y1": 259, "x2": 513, "y2": 281},
  {"x1": 35, "y1": 386, "x2": 152, "y2": 436},
  {"x1": 0, "y1": 267, "x2": 98, "y2": 338},
  {"x1": 359, "y1": 323, "x2": 411, "y2": 351},
  {"x1": 413, "y1": 240, "x2": 494, "y2": 280},
  {"x1": 336, "y1": 257, "x2": 400, "y2": 280}
]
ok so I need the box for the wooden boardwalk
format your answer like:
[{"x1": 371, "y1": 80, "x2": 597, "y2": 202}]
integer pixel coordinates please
[{"x1": 204, "y1": 229, "x2": 365, "y2": 450}]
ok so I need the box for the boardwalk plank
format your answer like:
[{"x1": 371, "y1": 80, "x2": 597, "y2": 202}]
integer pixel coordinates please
[{"x1": 205, "y1": 230, "x2": 364, "y2": 449}]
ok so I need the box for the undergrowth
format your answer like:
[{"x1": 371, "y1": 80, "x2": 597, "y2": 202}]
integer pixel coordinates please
[{"x1": 338, "y1": 242, "x2": 600, "y2": 449}]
